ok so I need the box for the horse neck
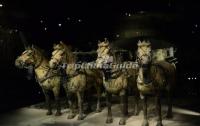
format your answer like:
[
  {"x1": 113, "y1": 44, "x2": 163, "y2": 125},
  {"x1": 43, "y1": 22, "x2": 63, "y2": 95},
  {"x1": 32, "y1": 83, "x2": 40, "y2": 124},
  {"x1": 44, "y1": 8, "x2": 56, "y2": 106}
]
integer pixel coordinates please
[
  {"x1": 33, "y1": 54, "x2": 50, "y2": 80},
  {"x1": 65, "y1": 50, "x2": 76, "y2": 64},
  {"x1": 64, "y1": 51, "x2": 77, "y2": 75},
  {"x1": 34, "y1": 54, "x2": 49, "y2": 70},
  {"x1": 138, "y1": 65, "x2": 152, "y2": 83}
]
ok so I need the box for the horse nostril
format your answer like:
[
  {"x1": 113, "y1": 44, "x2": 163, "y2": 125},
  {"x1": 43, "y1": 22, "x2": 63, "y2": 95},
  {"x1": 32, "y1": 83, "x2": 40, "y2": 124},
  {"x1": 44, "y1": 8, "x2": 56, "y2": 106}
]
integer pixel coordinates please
[
  {"x1": 50, "y1": 61, "x2": 57, "y2": 67},
  {"x1": 16, "y1": 59, "x2": 21, "y2": 64},
  {"x1": 52, "y1": 61, "x2": 56, "y2": 65},
  {"x1": 15, "y1": 59, "x2": 24, "y2": 68}
]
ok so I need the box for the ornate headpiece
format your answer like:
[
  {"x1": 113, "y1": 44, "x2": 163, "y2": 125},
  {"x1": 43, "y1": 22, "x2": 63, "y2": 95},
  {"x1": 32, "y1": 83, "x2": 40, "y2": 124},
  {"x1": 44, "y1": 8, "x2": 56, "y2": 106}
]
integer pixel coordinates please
[
  {"x1": 53, "y1": 41, "x2": 65, "y2": 50},
  {"x1": 137, "y1": 40, "x2": 151, "y2": 46},
  {"x1": 98, "y1": 38, "x2": 109, "y2": 47}
]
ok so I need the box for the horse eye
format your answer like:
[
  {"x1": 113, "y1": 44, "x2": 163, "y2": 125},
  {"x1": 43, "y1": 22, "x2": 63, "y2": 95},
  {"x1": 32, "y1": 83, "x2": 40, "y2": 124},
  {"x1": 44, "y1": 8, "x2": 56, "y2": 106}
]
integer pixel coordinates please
[{"x1": 27, "y1": 53, "x2": 32, "y2": 56}]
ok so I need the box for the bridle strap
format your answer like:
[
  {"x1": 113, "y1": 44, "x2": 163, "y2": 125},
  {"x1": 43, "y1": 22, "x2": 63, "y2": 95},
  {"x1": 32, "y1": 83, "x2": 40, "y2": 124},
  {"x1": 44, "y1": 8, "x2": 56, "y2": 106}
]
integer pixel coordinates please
[
  {"x1": 34, "y1": 51, "x2": 43, "y2": 69},
  {"x1": 97, "y1": 46, "x2": 109, "y2": 58},
  {"x1": 51, "y1": 49, "x2": 65, "y2": 65}
]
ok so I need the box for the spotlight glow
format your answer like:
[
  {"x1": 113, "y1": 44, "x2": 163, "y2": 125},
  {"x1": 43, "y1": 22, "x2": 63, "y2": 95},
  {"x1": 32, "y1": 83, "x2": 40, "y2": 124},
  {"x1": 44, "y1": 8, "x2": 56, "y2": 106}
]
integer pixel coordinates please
[
  {"x1": 173, "y1": 107, "x2": 200, "y2": 116},
  {"x1": 58, "y1": 23, "x2": 62, "y2": 27}
]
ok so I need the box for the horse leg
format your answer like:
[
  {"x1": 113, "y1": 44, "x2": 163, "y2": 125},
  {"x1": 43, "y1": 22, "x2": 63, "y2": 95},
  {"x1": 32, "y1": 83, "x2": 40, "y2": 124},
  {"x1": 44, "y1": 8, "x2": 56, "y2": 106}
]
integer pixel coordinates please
[
  {"x1": 166, "y1": 88, "x2": 173, "y2": 118},
  {"x1": 67, "y1": 92, "x2": 76, "y2": 119},
  {"x1": 77, "y1": 91, "x2": 84, "y2": 120},
  {"x1": 119, "y1": 89, "x2": 127, "y2": 125},
  {"x1": 96, "y1": 86, "x2": 102, "y2": 112},
  {"x1": 43, "y1": 89, "x2": 52, "y2": 115},
  {"x1": 156, "y1": 95, "x2": 163, "y2": 126},
  {"x1": 141, "y1": 95, "x2": 149, "y2": 126},
  {"x1": 53, "y1": 87, "x2": 62, "y2": 116},
  {"x1": 84, "y1": 90, "x2": 93, "y2": 113},
  {"x1": 133, "y1": 92, "x2": 140, "y2": 116},
  {"x1": 63, "y1": 86, "x2": 69, "y2": 108},
  {"x1": 106, "y1": 91, "x2": 113, "y2": 124},
  {"x1": 124, "y1": 90, "x2": 128, "y2": 116}
]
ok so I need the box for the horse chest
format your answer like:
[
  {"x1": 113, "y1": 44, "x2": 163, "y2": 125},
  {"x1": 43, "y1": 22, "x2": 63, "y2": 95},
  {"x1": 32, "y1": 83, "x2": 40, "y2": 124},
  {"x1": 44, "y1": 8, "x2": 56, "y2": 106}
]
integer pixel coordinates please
[
  {"x1": 40, "y1": 76, "x2": 60, "y2": 90},
  {"x1": 104, "y1": 77, "x2": 127, "y2": 93}
]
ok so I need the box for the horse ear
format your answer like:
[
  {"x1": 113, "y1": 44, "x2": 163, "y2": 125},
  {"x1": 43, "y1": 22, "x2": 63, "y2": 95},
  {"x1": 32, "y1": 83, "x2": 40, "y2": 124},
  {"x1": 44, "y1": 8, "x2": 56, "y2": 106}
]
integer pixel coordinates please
[
  {"x1": 98, "y1": 40, "x2": 101, "y2": 44},
  {"x1": 25, "y1": 46, "x2": 29, "y2": 50},
  {"x1": 104, "y1": 38, "x2": 109, "y2": 44},
  {"x1": 60, "y1": 41, "x2": 63, "y2": 44},
  {"x1": 31, "y1": 44, "x2": 34, "y2": 49},
  {"x1": 53, "y1": 43, "x2": 56, "y2": 48},
  {"x1": 137, "y1": 40, "x2": 142, "y2": 47},
  {"x1": 104, "y1": 38, "x2": 107, "y2": 42},
  {"x1": 25, "y1": 46, "x2": 31, "y2": 50}
]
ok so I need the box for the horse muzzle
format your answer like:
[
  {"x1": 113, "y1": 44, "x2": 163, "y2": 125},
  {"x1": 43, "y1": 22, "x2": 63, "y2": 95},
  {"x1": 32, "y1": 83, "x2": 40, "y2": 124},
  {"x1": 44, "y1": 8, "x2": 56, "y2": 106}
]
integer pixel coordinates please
[
  {"x1": 139, "y1": 55, "x2": 151, "y2": 66},
  {"x1": 15, "y1": 59, "x2": 24, "y2": 69},
  {"x1": 49, "y1": 59, "x2": 58, "y2": 69}
]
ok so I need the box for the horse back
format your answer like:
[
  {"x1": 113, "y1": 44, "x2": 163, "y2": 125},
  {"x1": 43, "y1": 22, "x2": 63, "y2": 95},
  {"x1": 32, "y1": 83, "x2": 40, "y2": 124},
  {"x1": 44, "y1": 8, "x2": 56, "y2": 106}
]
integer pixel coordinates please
[{"x1": 154, "y1": 61, "x2": 176, "y2": 89}]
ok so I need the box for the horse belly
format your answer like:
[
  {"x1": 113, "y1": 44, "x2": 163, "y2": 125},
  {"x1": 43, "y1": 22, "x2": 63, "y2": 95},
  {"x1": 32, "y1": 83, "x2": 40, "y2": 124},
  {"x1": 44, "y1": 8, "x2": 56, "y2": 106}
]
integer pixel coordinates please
[
  {"x1": 40, "y1": 80, "x2": 50, "y2": 90},
  {"x1": 67, "y1": 75, "x2": 86, "y2": 92},
  {"x1": 137, "y1": 83, "x2": 155, "y2": 95},
  {"x1": 104, "y1": 77, "x2": 127, "y2": 94}
]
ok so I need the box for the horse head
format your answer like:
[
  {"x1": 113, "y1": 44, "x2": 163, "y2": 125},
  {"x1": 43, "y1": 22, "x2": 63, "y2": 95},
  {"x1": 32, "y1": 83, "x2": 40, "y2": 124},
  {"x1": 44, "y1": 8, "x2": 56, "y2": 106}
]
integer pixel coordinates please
[
  {"x1": 15, "y1": 45, "x2": 42, "y2": 69},
  {"x1": 136, "y1": 40, "x2": 152, "y2": 66},
  {"x1": 96, "y1": 38, "x2": 113, "y2": 68},
  {"x1": 49, "y1": 41, "x2": 74, "y2": 69}
]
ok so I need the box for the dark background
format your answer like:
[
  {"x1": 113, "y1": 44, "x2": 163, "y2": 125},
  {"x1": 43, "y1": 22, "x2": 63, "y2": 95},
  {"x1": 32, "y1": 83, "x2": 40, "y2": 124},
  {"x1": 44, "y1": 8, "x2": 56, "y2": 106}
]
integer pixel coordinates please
[{"x1": 0, "y1": 0, "x2": 200, "y2": 113}]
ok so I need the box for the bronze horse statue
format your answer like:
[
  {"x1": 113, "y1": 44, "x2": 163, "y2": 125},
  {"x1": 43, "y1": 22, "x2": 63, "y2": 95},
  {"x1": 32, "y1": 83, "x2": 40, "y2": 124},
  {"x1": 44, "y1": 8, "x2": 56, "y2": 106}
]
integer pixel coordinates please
[
  {"x1": 15, "y1": 45, "x2": 62, "y2": 116},
  {"x1": 49, "y1": 41, "x2": 103, "y2": 120},
  {"x1": 96, "y1": 39, "x2": 139, "y2": 125},
  {"x1": 136, "y1": 40, "x2": 176, "y2": 126}
]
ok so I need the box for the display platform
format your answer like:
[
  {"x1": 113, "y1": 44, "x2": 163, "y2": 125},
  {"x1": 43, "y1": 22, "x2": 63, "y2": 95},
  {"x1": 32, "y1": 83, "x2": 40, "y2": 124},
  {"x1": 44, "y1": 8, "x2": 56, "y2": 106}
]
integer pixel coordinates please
[{"x1": 0, "y1": 99, "x2": 199, "y2": 126}]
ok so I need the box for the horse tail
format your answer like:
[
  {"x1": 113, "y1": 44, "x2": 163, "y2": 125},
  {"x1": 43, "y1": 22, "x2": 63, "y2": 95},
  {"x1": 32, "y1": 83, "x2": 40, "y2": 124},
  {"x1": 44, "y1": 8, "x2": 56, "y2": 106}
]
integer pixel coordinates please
[{"x1": 171, "y1": 62, "x2": 176, "y2": 70}]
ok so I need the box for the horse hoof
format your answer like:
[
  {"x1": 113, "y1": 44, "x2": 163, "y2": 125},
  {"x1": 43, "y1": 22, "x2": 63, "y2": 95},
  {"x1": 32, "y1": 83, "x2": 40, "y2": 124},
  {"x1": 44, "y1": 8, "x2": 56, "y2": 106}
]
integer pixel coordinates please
[
  {"x1": 96, "y1": 109, "x2": 102, "y2": 113},
  {"x1": 156, "y1": 122, "x2": 163, "y2": 126},
  {"x1": 133, "y1": 111, "x2": 139, "y2": 116},
  {"x1": 67, "y1": 114, "x2": 76, "y2": 119},
  {"x1": 77, "y1": 115, "x2": 84, "y2": 120},
  {"x1": 106, "y1": 117, "x2": 113, "y2": 124},
  {"x1": 142, "y1": 120, "x2": 149, "y2": 126},
  {"x1": 119, "y1": 119, "x2": 126, "y2": 125},
  {"x1": 46, "y1": 111, "x2": 53, "y2": 115},
  {"x1": 55, "y1": 112, "x2": 62, "y2": 116},
  {"x1": 125, "y1": 111, "x2": 128, "y2": 116},
  {"x1": 166, "y1": 113, "x2": 173, "y2": 119},
  {"x1": 86, "y1": 108, "x2": 93, "y2": 113}
]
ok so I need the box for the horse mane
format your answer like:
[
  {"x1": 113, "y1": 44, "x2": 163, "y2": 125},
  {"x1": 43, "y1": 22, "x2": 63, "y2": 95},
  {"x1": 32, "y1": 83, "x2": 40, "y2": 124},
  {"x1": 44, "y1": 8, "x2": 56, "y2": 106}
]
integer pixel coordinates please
[
  {"x1": 58, "y1": 42, "x2": 76, "y2": 63},
  {"x1": 109, "y1": 44, "x2": 123, "y2": 64},
  {"x1": 31, "y1": 45, "x2": 48, "y2": 59},
  {"x1": 109, "y1": 47, "x2": 119, "y2": 63}
]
